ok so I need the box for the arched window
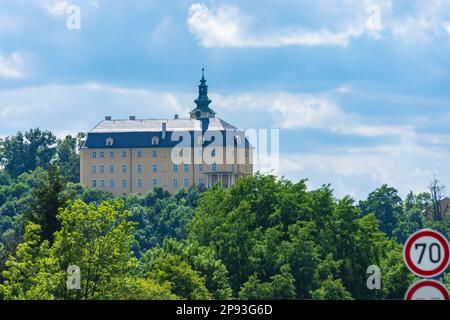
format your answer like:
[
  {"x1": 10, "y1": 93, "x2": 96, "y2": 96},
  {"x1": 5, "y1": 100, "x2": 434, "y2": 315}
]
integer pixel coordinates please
[
  {"x1": 106, "y1": 137, "x2": 114, "y2": 146},
  {"x1": 211, "y1": 148, "x2": 216, "y2": 157}
]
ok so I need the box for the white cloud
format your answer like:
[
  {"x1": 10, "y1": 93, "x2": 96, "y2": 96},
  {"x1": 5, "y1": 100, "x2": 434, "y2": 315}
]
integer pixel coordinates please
[
  {"x1": 187, "y1": 1, "x2": 450, "y2": 48},
  {"x1": 443, "y1": 22, "x2": 450, "y2": 34},
  {"x1": 214, "y1": 91, "x2": 415, "y2": 139},
  {"x1": 0, "y1": 83, "x2": 189, "y2": 135},
  {"x1": 187, "y1": 3, "x2": 366, "y2": 48},
  {"x1": 0, "y1": 52, "x2": 28, "y2": 79},
  {"x1": 280, "y1": 143, "x2": 449, "y2": 199},
  {"x1": 45, "y1": 0, "x2": 71, "y2": 16}
]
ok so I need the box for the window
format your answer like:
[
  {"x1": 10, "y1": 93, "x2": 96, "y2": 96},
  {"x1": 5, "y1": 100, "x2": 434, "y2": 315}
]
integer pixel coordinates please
[
  {"x1": 172, "y1": 164, "x2": 178, "y2": 172},
  {"x1": 152, "y1": 164, "x2": 157, "y2": 172},
  {"x1": 211, "y1": 149, "x2": 216, "y2": 157},
  {"x1": 172, "y1": 150, "x2": 178, "y2": 158},
  {"x1": 109, "y1": 151, "x2": 115, "y2": 159},
  {"x1": 91, "y1": 165, "x2": 96, "y2": 173},
  {"x1": 122, "y1": 164, "x2": 127, "y2": 173},
  {"x1": 137, "y1": 179, "x2": 143, "y2": 188},
  {"x1": 184, "y1": 164, "x2": 190, "y2": 172},
  {"x1": 122, "y1": 180, "x2": 127, "y2": 188},
  {"x1": 184, "y1": 178, "x2": 190, "y2": 187},
  {"x1": 198, "y1": 164, "x2": 204, "y2": 172},
  {"x1": 122, "y1": 151, "x2": 127, "y2": 159},
  {"x1": 137, "y1": 151, "x2": 143, "y2": 158},
  {"x1": 91, "y1": 180, "x2": 97, "y2": 188},
  {"x1": 137, "y1": 164, "x2": 143, "y2": 173},
  {"x1": 109, "y1": 164, "x2": 115, "y2": 173},
  {"x1": 99, "y1": 152, "x2": 104, "y2": 159},
  {"x1": 152, "y1": 150, "x2": 158, "y2": 158},
  {"x1": 99, "y1": 165, "x2": 105, "y2": 173},
  {"x1": 152, "y1": 179, "x2": 158, "y2": 186},
  {"x1": 106, "y1": 137, "x2": 114, "y2": 146},
  {"x1": 109, "y1": 180, "x2": 115, "y2": 188},
  {"x1": 172, "y1": 178, "x2": 178, "y2": 187},
  {"x1": 198, "y1": 178, "x2": 204, "y2": 186},
  {"x1": 152, "y1": 136, "x2": 159, "y2": 145},
  {"x1": 212, "y1": 163, "x2": 217, "y2": 172},
  {"x1": 99, "y1": 180, "x2": 105, "y2": 188},
  {"x1": 91, "y1": 152, "x2": 97, "y2": 159}
]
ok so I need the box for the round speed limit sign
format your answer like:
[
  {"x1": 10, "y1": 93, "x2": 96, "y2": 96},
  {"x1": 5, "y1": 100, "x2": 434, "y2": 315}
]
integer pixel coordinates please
[
  {"x1": 403, "y1": 229, "x2": 450, "y2": 278},
  {"x1": 405, "y1": 280, "x2": 450, "y2": 300}
]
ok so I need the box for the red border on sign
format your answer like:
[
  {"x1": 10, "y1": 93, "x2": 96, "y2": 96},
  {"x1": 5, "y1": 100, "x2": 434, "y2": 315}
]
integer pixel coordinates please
[
  {"x1": 405, "y1": 280, "x2": 450, "y2": 300},
  {"x1": 404, "y1": 229, "x2": 450, "y2": 278}
]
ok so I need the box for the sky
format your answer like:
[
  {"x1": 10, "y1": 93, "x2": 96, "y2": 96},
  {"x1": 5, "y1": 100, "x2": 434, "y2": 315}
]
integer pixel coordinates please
[{"x1": 0, "y1": 0, "x2": 450, "y2": 199}]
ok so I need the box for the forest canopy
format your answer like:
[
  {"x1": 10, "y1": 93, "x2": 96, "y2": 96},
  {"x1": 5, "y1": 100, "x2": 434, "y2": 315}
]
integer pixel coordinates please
[{"x1": 0, "y1": 129, "x2": 448, "y2": 300}]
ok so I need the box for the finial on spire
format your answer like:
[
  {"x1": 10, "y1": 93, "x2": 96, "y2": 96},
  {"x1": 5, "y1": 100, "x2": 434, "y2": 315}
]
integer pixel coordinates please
[{"x1": 201, "y1": 67, "x2": 205, "y2": 81}]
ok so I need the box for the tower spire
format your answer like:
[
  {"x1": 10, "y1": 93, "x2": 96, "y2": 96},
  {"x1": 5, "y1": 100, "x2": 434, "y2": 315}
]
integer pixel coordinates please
[{"x1": 190, "y1": 68, "x2": 215, "y2": 120}]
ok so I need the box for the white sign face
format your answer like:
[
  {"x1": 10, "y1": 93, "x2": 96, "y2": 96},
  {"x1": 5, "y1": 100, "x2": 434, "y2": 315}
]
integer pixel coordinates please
[
  {"x1": 403, "y1": 229, "x2": 450, "y2": 278},
  {"x1": 405, "y1": 280, "x2": 450, "y2": 300}
]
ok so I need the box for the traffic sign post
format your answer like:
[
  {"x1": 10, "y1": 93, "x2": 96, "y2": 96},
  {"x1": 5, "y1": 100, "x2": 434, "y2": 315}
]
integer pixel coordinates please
[
  {"x1": 405, "y1": 279, "x2": 450, "y2": 300},
  {"x1": 403, "y1": 229, "x2": 450, "y2": 301},
  {"x1": 403, "y1": 229, "x2": 450, "y2": 278}
]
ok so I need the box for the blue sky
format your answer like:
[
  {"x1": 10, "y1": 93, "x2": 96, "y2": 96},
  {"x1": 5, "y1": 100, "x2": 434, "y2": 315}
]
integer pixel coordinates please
[{"x1": 1, "y1": 0, "x2": 450, "y2": 199}]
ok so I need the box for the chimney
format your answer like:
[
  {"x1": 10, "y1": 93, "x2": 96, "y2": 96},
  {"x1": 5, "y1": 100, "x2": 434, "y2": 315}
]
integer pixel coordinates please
[
  {"x1": 129, "y1": 116, "x2": 136, "y2": 120},
  {"x1": 174, "y1": 114, "x2": 179, "y2": 119},
  {"x1": 105, "y1": 116, "x2": 112, "y2": 120},
  {"x1": 162, "y1": 122, "x2": 167, "y2": 139}
]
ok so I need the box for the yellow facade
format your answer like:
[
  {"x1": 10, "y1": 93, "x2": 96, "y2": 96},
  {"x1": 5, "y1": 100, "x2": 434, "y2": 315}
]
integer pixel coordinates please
[{"x1": 80, "y1": 146, "x2": 253, "y2": 195}]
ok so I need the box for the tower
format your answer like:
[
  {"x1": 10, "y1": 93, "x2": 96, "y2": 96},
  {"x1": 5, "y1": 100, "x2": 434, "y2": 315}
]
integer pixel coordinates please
[{"x1": 190, "y1": 68, "x2": 216, "y2": 131}]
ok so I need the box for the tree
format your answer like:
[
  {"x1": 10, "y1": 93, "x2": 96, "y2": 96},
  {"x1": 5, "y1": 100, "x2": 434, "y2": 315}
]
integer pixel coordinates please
[
  {"x1": 108, "y1": 277, "x2": 179, "y2": 300},
  {"x1": 52, "y1": 199, "x2": 138, "y2": 300},
  {"x1": 0, "y1": 223, "x2": 60, "y2": 300},
  {"x1": 359, "y1": 185, "x2": 403, "y2": 238},
  {"x1": 310, "y1": 277, "x2": 352, "y2": 300},
  {"x1": 429, "y1": 177, "x2": 446, "y2": 221},
  {"x1": 379, "y1": 241, "x2": 414, "y2": 299},
  {"x1": 1, "y1": 200, "x2": 143, "y2": 300},
  {"x1": 142, "y1": 249, "x2": 211, "y2": 300},
  {"x1": 0, "y1": 129, "x2": 56, "y2": 179},
  {"x1": 30, "y1": 165, "x2": 68, "y2": 243},
  {"x1": 55, "y1": 135, "x2": 82, "y2": 183},
  {"x1": 393, "y1": 192, "x2": 425, "y2": 243}
]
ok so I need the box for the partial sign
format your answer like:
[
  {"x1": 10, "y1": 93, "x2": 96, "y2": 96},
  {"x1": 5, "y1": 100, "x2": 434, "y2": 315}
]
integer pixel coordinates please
[
  {"x1": 405, "y1": 279, "x2": 450, "y2": 300},
  {"x1": 403, "y1": 229, "x2": 449, "y2": 278}
]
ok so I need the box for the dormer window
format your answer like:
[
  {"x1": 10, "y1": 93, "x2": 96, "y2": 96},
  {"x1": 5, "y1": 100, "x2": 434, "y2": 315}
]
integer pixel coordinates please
[
  {"x1": 106, "y1": 137, "x2": 114, "y2": 146},
  {"x1": 152, "y1": 136, "x2": 160, "y2": 145}
]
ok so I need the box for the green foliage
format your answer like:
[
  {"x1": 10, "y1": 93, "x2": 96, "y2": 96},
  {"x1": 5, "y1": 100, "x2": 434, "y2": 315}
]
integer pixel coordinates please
[
  {"x1": 379, "y1": 241, "x2": 414, "y2": 299},
  {"x1": 0, "y1": 127, "x2": 447, "y2": 301},
  {"x1": 359, "y1": 185, "x2": 403, "y2": 238},
  {"x1": 0, "y1": 129, "x2": 56, "y2": 179},
  {"x1": 142, "y1": 249, "x2": 211, "y2": 300},
  {"x1": 239, "y1": 265, "x2": 296, "y2": 300},
  {"x1": 52, "y1": 199, "x2": 138, "y2": 299},
  {"x1": 310, "y1": 277, "x2": 352, "y2": 300},
  {"x1": 55, "y1": 134, "x2": 84, "y2": 183},
  {"x1": 141, "y1": 239, "x2": 232, "y2": 299},
  {"x1": 30, "y1": 165, "x2": 69, "y2": 242},
  {"x1": 0, "y1": 223, "x2": 60, "y2": 300},
  {"x1": 108, "y1": 277, "x2": 179, "y2": 300},
  {"x1": 1, "y1": 200, "x2": 142, "y2": 300}
]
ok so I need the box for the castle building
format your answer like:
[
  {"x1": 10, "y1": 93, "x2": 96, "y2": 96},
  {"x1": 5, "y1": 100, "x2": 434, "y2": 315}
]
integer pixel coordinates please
[{"x1": 80, "y1": 70, "x2": 253, "y2": 195}]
